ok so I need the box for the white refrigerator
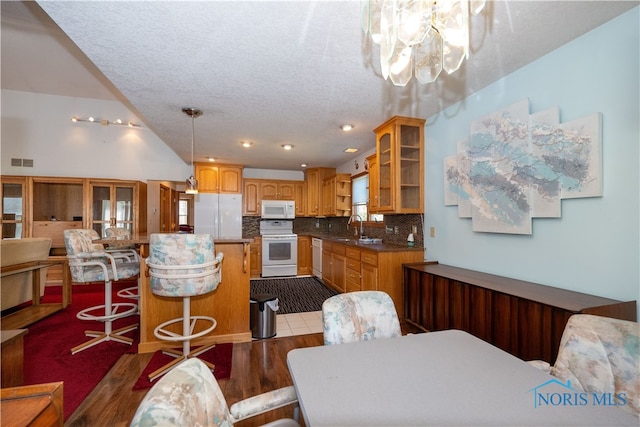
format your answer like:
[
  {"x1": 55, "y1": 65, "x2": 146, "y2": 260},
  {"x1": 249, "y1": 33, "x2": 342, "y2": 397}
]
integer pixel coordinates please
[{"x1": 194, "y1": 193, "x2": 243, "y2": 238}]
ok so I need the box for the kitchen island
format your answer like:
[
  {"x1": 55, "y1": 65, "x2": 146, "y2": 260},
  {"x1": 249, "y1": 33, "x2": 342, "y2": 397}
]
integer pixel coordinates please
[{"x1": 137, "y1": 238, "x2": 253, "y2": 353}]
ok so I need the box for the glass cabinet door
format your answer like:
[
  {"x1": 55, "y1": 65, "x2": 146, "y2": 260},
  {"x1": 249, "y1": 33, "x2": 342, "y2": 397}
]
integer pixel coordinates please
[
  {"x1": 376, "y1": 125, "x2": 394, "y2": 211},
  {"x1": 1, "y1": 179, "x2": 25, "y2": 239},
  {"x1": 91, "y1": 183, "x2": 134, "y2": 237}
]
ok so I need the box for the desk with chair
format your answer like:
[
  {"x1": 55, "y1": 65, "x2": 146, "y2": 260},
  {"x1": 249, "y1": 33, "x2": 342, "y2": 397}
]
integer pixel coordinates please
[{"x1": 287, "y1": 330, "x2": 638, "y2": 426}]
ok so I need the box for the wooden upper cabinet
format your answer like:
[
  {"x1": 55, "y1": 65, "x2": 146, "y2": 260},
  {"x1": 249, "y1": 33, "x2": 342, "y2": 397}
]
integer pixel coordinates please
[
  {"x1": 194, "y1": 163, "x2": 243, "y2": 193},
  {"x1": 243, "y1": 179, "x2": 304, "y2": 216},
  {"x1": 374, "y1": 116, "x2": 424, "y2": 214},
  {"x1": 305, "y1": 167, "x2": 335, "y2": 217},
  {"x1": 366, "y1": 154, "x2": 379, "y2": 213},
  {"x1": 243, "y1": 179, "x2": 260, "y2": 216},
  {"x1": 294, "y1": 182, "x2": 306, "y2": 217},
  {"x1": 322, "y1": 174, "x2": 351, "y2": 217},
  {"x1": 259, "y1": 181, "x2": 295, "y2": 200}
]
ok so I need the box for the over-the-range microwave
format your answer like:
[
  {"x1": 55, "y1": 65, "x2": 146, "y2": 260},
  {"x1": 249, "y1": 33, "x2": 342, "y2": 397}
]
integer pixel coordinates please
[{"x1": 261, "y1": 200, "x2": 295, "y2": 219}]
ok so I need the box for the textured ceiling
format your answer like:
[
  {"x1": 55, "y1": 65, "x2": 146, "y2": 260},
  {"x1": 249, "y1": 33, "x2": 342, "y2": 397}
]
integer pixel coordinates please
[{"x1": 2, "y1": 1, "x2": 636, "y2": 171}]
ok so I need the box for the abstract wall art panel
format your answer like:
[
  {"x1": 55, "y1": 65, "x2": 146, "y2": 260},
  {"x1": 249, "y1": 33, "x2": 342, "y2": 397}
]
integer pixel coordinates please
[{"x1": 444, "y1": 99, "x2": 603, "y2": 235}]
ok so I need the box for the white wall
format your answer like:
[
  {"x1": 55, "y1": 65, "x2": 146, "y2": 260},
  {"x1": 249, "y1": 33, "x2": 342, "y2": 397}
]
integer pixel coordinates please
[
  {"x1": 1, "y1": 90, "x2": 190, "y2": 181},
  {"x1": 424, "y1": 8, "x2": 639, "y2": 314}
]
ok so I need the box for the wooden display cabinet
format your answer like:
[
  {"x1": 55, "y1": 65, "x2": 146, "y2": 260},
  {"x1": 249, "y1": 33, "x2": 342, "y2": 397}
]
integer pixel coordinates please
[
  {"x1": 86, "y1": 179, "x2": 147, "y2": 238},
  {"x1": 31, "y1": 177, "x2": 84, "y2": 249},
  {"x1": 374, "y1": 116, "x2": 424, "y2": 213},
  {"x1": 1, "y1": 176, "x2": 27, "y2": 239}
]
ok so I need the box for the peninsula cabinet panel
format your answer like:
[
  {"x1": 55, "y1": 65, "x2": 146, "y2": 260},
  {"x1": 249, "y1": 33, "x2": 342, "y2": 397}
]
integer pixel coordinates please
[{"x1": 403, "y1": 263, "x2": 637, "y2": 364}]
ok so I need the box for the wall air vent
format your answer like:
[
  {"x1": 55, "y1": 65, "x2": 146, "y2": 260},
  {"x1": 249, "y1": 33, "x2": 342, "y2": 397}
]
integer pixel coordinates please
[{"x1": 10, "y1": 158, "x2": 34, "y2": 167}]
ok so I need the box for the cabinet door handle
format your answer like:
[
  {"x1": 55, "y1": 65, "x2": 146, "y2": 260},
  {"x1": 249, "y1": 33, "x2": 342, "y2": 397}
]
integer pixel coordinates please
[{"x1": 243, "y1": 243, "x2": 249, "y2": 274}]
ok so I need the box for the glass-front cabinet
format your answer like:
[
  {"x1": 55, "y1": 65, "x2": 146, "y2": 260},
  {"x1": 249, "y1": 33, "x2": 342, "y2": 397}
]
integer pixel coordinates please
[
  {"x1": 374, "y1": 116, "x2": 425, "y2": 214},
  {"x1": 1, "y1": 176, "x2": 27, "y2": 239},
  {"x1": 89, "y1": 181, "x2": 136, "y2": 237}
]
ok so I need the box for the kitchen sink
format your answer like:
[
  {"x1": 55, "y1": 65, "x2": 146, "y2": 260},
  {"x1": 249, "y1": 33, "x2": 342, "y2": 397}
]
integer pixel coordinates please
[{"x1": 358, "y1": 237, "x2": 383, "y2": 245}]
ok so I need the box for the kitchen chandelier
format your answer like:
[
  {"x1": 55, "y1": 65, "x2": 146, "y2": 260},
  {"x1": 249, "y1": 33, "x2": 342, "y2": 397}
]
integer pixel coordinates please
[
  {"x1": 183, "y1": 107, "x2": 203, "y2": 195},
  {"x1": 362, "y1": 0, "x2": 486, "y2": 86}
]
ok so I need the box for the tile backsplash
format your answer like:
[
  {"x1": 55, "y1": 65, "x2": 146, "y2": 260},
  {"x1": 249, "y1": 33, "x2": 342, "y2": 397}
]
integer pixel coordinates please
[{"x1": 243, "y1": 214, "x2": 424, "y2": 247}]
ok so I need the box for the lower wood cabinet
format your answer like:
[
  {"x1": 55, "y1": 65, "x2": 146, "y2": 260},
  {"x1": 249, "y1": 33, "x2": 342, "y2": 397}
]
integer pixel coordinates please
[
  {"x1": 249, "y1": 237, "x2": 261, "y2": 278},
  {"x1": 321, "y1": 239, "x2": 423, "y2": 317},
  {"x1": 403, "y1": 263, "x2": 637, "y2": 364},
  {"x1": 297, "y1": 236, "x2": 312, "y2": 276}
]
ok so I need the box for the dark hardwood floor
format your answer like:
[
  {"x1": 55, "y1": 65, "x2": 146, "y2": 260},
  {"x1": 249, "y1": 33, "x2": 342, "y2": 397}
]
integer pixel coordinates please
[{"x1": 65, "y1": 321, "x2": 423, "y2": 426}]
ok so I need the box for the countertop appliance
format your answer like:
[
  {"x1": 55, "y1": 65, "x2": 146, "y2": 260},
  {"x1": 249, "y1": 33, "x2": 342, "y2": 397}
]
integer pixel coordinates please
[
  {"x1": 194, "y1": 193, "x2": 243, "y2": 238},
  {"x1": 261, "y1": 200, "x2": 295, "y2": 219},
  {"x1": 260, "y1": 220, "x2": 297, "y2": 277},
  {"x1": 312, "y1": 237, "x2": 322, "y2": 279}
]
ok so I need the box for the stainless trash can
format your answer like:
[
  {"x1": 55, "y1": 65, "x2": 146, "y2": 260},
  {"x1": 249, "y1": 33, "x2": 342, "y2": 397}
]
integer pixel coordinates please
[{"x1": 250, "y1": 294, "x2": 279, "y2": 339}]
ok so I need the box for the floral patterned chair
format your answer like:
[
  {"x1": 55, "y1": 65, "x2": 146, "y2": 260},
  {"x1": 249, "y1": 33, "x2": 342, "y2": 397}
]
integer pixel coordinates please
[
  {"x1": 130, "y1": 358, "x2": 300, "y2": 427},
  {"x1": 322, "y1": 290, "x2": 401, "y2": 345},
  {"x1": 528, "y1": 314, "x2": 639, "y2": 417},
  {"x1": 145, "y1": 233, "x2": 224, "y2": 381},
  {"x1": 105, "y1": 227, "x2": 139, "y2": 301},
  {"x1": 64, "y1": 229, "x2": 140, "y2": 354}
]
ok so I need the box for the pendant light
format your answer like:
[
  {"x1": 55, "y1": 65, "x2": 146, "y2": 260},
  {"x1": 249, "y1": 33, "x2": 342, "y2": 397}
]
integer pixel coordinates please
[{"x1": 183, "y1": 107, "x2": 203, "y2": 194}]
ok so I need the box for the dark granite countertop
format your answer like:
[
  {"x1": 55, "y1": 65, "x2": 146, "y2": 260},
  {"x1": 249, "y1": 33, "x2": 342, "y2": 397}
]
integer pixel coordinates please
[{"x1": 299, "y1": 233, "x2": 423, "y2": 252}]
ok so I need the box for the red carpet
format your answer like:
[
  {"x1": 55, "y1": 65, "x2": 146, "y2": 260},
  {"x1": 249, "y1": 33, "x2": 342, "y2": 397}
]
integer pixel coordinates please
[
  {"x1": 23, "y1": 282, "x2": 139, "y2": 421},
  {"x1": 132, "y1": 343, "x2": 233, "y2": 390}
]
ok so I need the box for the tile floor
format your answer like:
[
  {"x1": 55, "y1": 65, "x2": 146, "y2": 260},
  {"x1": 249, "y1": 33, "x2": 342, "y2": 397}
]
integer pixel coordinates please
[{"x1": 275, "y1": 311, "x2": 323, "y2": 338}]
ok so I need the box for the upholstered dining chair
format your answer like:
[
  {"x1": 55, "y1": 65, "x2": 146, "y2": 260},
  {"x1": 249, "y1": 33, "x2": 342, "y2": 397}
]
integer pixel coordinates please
[
  {"x1": 322, "y1": 290, "x2": 402, "y2": 345},
  {"x1": 130, "y1": 358, "x2": 300, "y2": 427},
  {"x1": 145, "y1": 233, "x2": 224, "y2": 381},
  {"x1": 105, "y1": 227, "x2": 139, "y2": 301},
  {"x1": 528, "y1": 314, "x2": 640, "y2": 417},
  {"x1": 64, "y1": 229, "x2": 140, "y2": 354}
]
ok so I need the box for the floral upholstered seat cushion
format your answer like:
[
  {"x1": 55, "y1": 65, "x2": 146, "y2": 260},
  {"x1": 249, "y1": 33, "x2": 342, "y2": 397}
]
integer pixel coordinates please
[
  {"x1": 551, "y1": 314, "x2": 640, "y2": 416},
  {"x1": 145, "y1": 233, "x2": 223, "y2": 298},
  {"x1": 130, "y1": 358, "x2": 231, "y2": 427},
  {"x1": 130, "y1": 358, "x2": 299, "y2": 427},
  {"x1": 64, "y1": 229, "x2": 139, "y2": 283},
  {"x1": 322, "y1": 290, "x2": 401, "y2": 345}
]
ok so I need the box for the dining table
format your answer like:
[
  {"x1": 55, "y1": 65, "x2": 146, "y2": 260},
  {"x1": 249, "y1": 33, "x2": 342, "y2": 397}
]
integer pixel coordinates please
[{"x1": 287, "y1": 329, "x2": 638, "y2": 426}]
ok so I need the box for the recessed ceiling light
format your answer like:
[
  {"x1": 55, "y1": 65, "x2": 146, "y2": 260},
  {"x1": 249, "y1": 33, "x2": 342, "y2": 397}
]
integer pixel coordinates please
[
  {"x1": 281, "y1": 144, "x2": 294, "y2": 150},
  {"x1": 241, "y1": 141, "x2": 253, "y2": 148},
  {"x1": 341, "y1": 124, "x2": 354, "y2": 131},
  {"x1": 207, "y1": 157, "x2": 215, "y2": 162},
  {"x1": 344, "y1": 148, "x2": 358, "y2": 153},
  {"x1": 301, "y1": 163, "x2": 308, "y2": 168}
]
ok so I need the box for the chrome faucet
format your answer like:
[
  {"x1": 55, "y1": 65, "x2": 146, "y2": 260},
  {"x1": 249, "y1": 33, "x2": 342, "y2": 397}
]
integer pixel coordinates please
[{"x1": 347, "y1": 214, "x2": 364, "y2": 238}]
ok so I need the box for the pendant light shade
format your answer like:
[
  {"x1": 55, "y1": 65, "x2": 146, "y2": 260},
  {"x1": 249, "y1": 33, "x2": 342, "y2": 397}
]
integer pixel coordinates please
[{"x1": 183, "y1": 107, "x2": 203, "y2": 194}]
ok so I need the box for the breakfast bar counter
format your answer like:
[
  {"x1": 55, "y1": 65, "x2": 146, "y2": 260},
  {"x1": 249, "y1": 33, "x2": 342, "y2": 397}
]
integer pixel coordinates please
[{"x1": 137, "y1": 238, "x2": 253, "y2": 353}]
